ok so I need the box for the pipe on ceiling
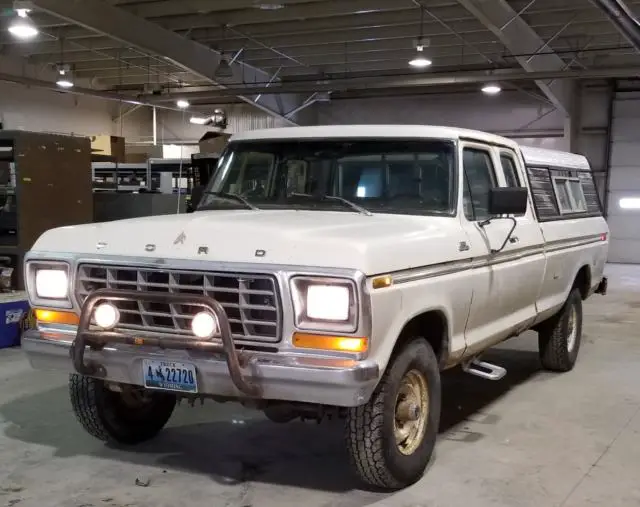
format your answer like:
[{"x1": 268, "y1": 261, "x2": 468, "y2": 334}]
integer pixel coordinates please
[
  {"x1": 142, "y1": 65, "x2": 640, "y2": 103},
  {"x1": 0, "y1": 72, "x2": 188, "y2": 114},
  {"x1": 591, "y1": 0, "x2": 640, "y2": 52}
]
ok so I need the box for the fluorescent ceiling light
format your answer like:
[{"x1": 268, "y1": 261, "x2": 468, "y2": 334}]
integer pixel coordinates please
[
  {"x1": 189, "y1": 116, "x2": 207, "y2": 125},
  {"x1": 176, "y1": 99, "x2": 190, "y2": 108},
  {"x1": 482, "y1": 83, "x2": 502, "y2": 95},
  {"x1": 8, "y1": 10, "x2": 38, "y2": 39},
  {"x1": 619, "y1": 197, "x2": 640, "y2": 209}
]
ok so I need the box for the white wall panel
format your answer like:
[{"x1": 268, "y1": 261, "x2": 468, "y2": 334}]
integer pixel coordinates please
[
  {"x1": 0, "y1": 82, "x2": 114, "y2": 136},
  {"x1": 607, "y1": 89, "x2": 640, "y2": 263},
  {"x1": 316, "y1": 92, "x2": 565, "y2": 135},
  {"x1": 120, "y1": 103, "x2": 288, "y2": 144}
]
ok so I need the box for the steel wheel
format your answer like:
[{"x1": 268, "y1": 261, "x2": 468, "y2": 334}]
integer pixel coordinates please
[{"x1": 394, "y1": 369, "x2": 429, "y2": 456}]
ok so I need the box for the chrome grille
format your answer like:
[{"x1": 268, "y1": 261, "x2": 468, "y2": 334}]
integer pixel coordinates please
[{"x1": 75, "y1": 264, "x2": 281, "y2": 343}]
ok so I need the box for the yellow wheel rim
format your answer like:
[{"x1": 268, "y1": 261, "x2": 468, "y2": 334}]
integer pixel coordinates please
[{"x1": 394, "y1": 369, "x2": 429, "y2": 455}]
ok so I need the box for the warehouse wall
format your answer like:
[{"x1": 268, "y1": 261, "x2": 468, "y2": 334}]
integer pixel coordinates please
[
  {"x1": 315, "y1": 90, "x2": 566, "y2": 148},
  {"x1": 119, "y1": 103, "x2": 288, "y2": 144},
  {"x1": 315, "y1": 81, "x2": 612, "y2": 190},
  {"x1": 606, "y1": 82, "x2": 640, "y2": 264},
  {"x1": 0, "y1": 82, "x2": 115, "y2": 136},
  {"x1": 0, "y1": 54, "x2": 116, "y2": 137}
]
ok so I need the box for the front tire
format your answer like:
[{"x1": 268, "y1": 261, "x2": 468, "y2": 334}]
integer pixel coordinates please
[
  {"x1": 345, "y1": 339, "x2": 441, "y2": 490},
  {"x1": 538, "y1": 288, "x2": 583, "y2": 372},
  {"x1": 69, "y1": 374, "x2": 176, "y2": 445}
]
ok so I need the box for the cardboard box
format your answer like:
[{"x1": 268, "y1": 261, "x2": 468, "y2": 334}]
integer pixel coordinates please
[
  {"x1": 198, "y1": 131, "x2": 231, "y2": 154},
  {"x1": 91, "y1": 135, "x2": 125, "y2": 162}
]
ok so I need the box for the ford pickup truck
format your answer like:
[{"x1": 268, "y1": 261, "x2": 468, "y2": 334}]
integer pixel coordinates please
[{"x1": 22, "y1": 125, "x2": 609, "y2": 489}]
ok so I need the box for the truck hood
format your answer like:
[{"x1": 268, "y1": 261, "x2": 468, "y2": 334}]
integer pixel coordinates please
[{"x1": 31, "y1": 210, "x2": 466, "y2": 274}]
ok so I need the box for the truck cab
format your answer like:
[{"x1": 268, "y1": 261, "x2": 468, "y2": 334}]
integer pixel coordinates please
[{"x1": 21, "y1": 125, "x2": 608, "y2": 490}]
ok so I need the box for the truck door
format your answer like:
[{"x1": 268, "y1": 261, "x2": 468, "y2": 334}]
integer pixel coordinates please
[
  {"x1": 459, "y1": 142, "x2": 546, "y2": 355},
  {"x1": 493, "y1": 148, "x2": 546, "y2": 330}
]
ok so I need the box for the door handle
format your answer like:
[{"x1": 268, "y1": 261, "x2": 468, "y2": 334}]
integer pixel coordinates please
[{"x1": 509, "y1": 236, "x2": 519, "y2": 244}]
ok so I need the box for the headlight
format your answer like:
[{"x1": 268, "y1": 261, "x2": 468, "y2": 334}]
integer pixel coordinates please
[
  {"x1": 290, "y1": 276, "x2": 358, "y2": 332},
  {"x1": 35, "y1": 269, "x2": 69, "y2": 299},
  {"x1": 26, "y1": 261, "x2": 72, "y2": 308}
]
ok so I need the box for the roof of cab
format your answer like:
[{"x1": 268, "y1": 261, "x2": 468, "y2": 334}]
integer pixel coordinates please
[
  {"x1": 230, "y1": 125, "x2": 590, "y2": 171},
  {"x1": 230, "y1": 125, "x2": 521, "y2": 149}
]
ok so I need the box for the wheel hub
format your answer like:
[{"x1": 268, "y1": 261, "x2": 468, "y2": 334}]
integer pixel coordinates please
[{"x1": 394, "y1": 369, "x2": 429, "y2": 456}]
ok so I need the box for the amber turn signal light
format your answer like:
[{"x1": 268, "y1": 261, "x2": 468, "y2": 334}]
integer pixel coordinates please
[
  {"x1": 293, "y1": 332, "x2": 368, "y2": 353},
  {"x1": 35, "y1": 309, "x2": 80, "y2": 326}
]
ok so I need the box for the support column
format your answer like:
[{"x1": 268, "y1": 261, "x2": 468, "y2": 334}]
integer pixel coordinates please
[{"x1": 564, "y1": 80, "x2": 582, "y2": 153}]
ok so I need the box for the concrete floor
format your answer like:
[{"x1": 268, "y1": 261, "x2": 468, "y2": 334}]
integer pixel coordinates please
[{"x1": 1, "y1": 264, "x2": 640, "y2": 507}]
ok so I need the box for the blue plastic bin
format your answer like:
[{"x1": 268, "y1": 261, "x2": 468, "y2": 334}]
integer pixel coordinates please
[{"x1": 0, "y1": 292, "x2": 30, "y2": 349}]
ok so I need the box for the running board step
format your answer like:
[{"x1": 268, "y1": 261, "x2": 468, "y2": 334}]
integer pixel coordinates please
[{"x1": 462, "y1": 359, "x2": 506, "y2": 381}]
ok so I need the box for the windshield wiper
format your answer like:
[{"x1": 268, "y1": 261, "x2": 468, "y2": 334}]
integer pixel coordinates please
[
  {"x1": 289, "y1": 192, "x2": 372, "y2": 216},
  {"x1": 204, "y1": 191, "x2": 259, "y2": 210}
]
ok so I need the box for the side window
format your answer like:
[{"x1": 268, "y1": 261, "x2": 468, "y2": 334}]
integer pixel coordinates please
[
  {"x1": 499, "y1": 153, "x2": 520, "y2": 187},
  {"x1": 552, "y1": 177, "x2": 588, "y2": 214},
  {"x1": 462, "y1": 148, "x2": 496, "y2": 221}
]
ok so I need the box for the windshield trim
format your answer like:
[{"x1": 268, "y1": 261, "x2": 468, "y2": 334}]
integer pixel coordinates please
[{"x1": 197, "y1": 137, "x2": 459, "y2": 217}]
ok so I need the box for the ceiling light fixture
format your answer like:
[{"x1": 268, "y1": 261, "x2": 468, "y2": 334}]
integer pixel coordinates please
[
  {"x1": 214, "y1": 56, "x2": 234, "y2": 78},
  {"x1": 176, "y1": 99, "x2": 190, "y2": 108},
  {"x1": 8, "y1": 8, "x2": 38, "y2": 39},
  {"x1": 409, "y1": 6, "x2": 432, "y2": 69},
  {"x1": 55, "y1": 64, "x2": 74, "y2": 88},
  {"x1": 214, "y1": 25, "x2": 235, "y2": 78},
  {"x1": 409, "y1": 45, "x2": 432, "y2": 68},
  {"x1": 56, "y1": 77, "x2": 74, "y2": 88},
  {"x1": 482, "y1": 83, "x2": 502, "y2": 95},
  {"x1": 254, "y1": 2, "x2": 285, "y2": 9}
]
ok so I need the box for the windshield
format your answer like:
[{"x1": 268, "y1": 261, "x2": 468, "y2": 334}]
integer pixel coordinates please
[{"x1": 197, "y1": 139, "x2": 456, "y2": 215}]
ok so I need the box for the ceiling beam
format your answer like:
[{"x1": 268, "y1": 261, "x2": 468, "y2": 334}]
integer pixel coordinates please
[
  {"x1": 28, "y1": 0, "x2": 304, "y2": 125},
  {"x1": 140, "y1": 65, "x2": 640, "y2": 102},
  {"x1": 455, "y1": 0, "x2": 572, "y2": 114}
]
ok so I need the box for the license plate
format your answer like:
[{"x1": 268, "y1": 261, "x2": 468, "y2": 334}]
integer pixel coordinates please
[{"x1": 142, "y1": 359, "x2": 198, "y2": 393}]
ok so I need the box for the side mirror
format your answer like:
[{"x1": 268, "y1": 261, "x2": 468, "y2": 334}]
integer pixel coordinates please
[{"x1": 488, "y1": 187, "x2": 528, "y2": 216}]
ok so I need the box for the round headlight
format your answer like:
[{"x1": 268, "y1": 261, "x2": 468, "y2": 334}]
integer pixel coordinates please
[
  {"x1": 191, "y1": 311, "x2": 218, "y2": 339},
  {"x1": 94, "y1": 303, "x2": 120, "y2": 329}
]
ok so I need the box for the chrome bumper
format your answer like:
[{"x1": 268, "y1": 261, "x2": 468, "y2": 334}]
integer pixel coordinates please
[{"x1": 22, "y1": 330, "x2": 380, "y2": 407}]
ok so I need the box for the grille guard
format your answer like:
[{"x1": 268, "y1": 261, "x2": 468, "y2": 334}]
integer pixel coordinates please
[{"x1": 70, "y1": 288, "x2": 262, "y2": 397}]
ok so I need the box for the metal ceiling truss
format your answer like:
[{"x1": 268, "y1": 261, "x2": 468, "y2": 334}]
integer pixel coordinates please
[
  {"x1": 28, "y1": 0, "x2": 305, "y2": 125},
  {"x1": 456, "y1": 0, "x2": 572, "y2": 114}
]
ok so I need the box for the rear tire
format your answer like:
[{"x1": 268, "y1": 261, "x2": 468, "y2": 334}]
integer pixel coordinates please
[
  {"x1": 69, "y1": 374, "x2": 176, "y2": 445},
  {"x1": 538, "y1": 288, "x2": 583, "y2": 372},
  {"x1": 345, "y1": 338, "x2": 441, "y2": 490}
]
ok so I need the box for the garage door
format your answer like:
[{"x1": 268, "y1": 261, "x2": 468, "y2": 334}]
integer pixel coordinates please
[{"x1": 607, "y1": 91, "x2": 640, "y2": 263}]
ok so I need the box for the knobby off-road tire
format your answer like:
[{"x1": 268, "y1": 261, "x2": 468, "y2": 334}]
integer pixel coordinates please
[
  {"x1": 345, "y1": 338, "x2": 441, "y2": 490},
  {"x1": 69, "y1": 374, "x2": 176, "y2": 445},
  {"x1": 538, "y1": 288, "x2": 583, "y2": 372}
]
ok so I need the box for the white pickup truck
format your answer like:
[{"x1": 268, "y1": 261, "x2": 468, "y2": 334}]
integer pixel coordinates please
[{"x1": 22, "y1": 125, "x2": 609, "y2": 490}]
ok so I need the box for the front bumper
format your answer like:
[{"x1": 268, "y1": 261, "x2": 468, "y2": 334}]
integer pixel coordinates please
[{"x1": 22, "y1": 331, "x2": 379, "y2": 407}]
